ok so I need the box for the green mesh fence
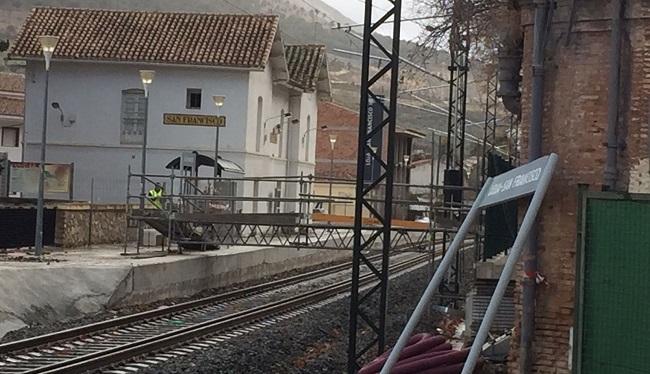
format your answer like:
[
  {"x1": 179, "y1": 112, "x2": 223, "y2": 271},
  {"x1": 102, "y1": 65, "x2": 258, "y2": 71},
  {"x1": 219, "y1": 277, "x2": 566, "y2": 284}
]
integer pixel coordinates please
[{"x1": 582, "y1": 198, "x2": 650, "y2": 373}]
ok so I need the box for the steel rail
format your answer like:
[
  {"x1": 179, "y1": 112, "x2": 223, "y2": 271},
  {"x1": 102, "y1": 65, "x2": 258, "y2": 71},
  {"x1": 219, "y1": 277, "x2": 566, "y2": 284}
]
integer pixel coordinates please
[
  {"x1": 0, "y1": 253, "x2": 385, "y2": 355},
  {"x1": 24, "y1": 255, "x2": 429, "y2": 374}
]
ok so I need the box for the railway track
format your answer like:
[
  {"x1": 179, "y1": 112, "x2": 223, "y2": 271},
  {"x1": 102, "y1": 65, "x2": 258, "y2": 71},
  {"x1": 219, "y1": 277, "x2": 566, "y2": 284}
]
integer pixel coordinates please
[{"x1": 0, "y1": 254, "x2": 429, "y2": 374}]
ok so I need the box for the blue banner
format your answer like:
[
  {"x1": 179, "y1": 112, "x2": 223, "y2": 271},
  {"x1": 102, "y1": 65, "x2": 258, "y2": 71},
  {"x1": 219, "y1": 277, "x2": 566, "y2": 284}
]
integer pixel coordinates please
[{"x1": 364, "y1": 97, "x2": 384, "y2": 184}]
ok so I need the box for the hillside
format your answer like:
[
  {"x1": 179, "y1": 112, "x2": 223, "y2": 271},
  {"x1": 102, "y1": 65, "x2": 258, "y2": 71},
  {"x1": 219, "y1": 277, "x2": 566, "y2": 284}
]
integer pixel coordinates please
[{"x1": 0, "y1": 0, "x2": 492, "y2": 154}]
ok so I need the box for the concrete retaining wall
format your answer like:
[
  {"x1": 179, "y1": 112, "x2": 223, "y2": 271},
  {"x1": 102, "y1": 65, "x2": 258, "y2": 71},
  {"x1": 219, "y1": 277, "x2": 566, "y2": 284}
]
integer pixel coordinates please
[
  {"x1": 0, "y1": 246, "x2": 350, "y2": 339},
  {"x1": 110, "y1": 247, "x2": 350, "y2": 307}
]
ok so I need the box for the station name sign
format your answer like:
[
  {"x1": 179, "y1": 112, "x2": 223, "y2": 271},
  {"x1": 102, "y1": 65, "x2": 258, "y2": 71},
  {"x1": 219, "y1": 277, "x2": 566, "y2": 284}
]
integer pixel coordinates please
[
  {"x1": 479, "y1": 155, "x2": 554, "y2": 208},
  {"x1": 163, "y1": 113, "x2": 226, "y2": 127}
]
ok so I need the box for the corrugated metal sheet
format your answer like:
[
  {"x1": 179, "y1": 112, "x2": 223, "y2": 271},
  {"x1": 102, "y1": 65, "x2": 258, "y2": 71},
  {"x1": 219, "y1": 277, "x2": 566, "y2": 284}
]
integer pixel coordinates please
[{"x1": 467, "y1": 279, "x2": 515, "y2": 338}]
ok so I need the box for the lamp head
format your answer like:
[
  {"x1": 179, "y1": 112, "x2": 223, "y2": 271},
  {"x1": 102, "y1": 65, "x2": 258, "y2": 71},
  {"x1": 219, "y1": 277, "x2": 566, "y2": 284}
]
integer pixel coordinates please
[
  {"x1": 329, "y1": 134, "x2": 337, "y2": 150},
  {"x1": 38, "y1": 35, "x2": 59, "y2": 71},
  {"x1": 212, "y1": 95, "x2": 225, "y2": 108},
  {"x1": 51, "y1": 102, "x2": 60, "y2": 110},
  {"x1": 139, "y1": 70, "x2": 155, "y2": 96}
]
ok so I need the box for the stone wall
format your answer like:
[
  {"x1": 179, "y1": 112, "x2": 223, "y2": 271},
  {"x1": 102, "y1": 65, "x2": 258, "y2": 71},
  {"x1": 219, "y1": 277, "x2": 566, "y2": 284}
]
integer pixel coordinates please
[
  {"x1": 55, "y1": 203, "x2": 136, "y2": 247},
  {"x1": 509, "y1": 1, "x2": 650, "y2": 372}
]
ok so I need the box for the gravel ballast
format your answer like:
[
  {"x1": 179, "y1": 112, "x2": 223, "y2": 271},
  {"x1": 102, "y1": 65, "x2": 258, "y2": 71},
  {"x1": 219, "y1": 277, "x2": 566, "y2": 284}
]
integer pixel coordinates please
[{"x1": 135, "y1": 262, "x2": 445, "y2": 374}]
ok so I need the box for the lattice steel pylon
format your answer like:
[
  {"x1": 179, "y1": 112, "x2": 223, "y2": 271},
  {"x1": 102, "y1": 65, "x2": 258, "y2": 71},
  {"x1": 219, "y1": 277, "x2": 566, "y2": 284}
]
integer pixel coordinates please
[
  {"x1": 438, "y1": 2, "x2": 470, "y2": 298},
  {"x1": 481, "y1": 71, "x2": 498, "y2": 184},
  {"x1": 444, "y1": 8, "x2": 470, "y2": 190},
  {"x1": 347, "y1": 0, "x2": 401, "y2": 372}
]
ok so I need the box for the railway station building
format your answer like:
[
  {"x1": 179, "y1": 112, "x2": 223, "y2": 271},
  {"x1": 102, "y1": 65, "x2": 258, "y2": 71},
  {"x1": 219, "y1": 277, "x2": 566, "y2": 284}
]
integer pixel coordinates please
[{"x1": 9, "y1": 8, "x2": 331, "y2": 205}]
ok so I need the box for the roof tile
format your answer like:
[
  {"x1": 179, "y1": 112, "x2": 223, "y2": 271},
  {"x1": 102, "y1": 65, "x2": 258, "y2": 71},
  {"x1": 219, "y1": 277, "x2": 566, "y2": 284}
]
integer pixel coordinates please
[
  {"x1": 285, "y1": 44, "x2": 326, "y2": 91},
  {"x1": 10, "y1": 7, "x2": 279, "y2": 69}
]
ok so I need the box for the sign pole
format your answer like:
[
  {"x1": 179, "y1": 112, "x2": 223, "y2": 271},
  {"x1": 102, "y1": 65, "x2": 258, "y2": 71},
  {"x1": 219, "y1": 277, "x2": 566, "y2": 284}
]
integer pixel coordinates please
[
  {"x1": 34, "y1": 66, "x2": 50, "y2": 257},
  {"x1": 379, "y1": 154, "x2": 558, "y2": 374},
  {"x1": 461, "y1": 154, "x2": 558, "y2": 373},
  {"x1": 214, "y1": 127, "x2": 220, "y2": 180}
]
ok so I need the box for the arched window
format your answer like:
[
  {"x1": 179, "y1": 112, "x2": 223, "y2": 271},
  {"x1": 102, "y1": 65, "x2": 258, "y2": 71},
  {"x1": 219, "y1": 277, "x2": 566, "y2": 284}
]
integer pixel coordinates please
[
  {"x1": 304, "y1": 115, "x2": 311, "y2": 162},
  {"x1": 120, "y1": 89, "x2": 146, "y2": 144},
  {"x1": 255, "y1": 97, "x2": 263, "y2": 152}
]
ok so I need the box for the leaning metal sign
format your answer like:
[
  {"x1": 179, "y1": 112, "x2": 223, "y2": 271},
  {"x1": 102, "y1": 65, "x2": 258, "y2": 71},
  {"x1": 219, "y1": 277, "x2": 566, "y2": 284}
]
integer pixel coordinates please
[
  {"x1": 480, "y1": 155, "x2": 552, "y2": 208},
  {"x1": 380, "y1": 154, "x2": 559, "y2": 374},
  {"x1": 163, "y1": 113, "x2": 226, "y2": 127}
]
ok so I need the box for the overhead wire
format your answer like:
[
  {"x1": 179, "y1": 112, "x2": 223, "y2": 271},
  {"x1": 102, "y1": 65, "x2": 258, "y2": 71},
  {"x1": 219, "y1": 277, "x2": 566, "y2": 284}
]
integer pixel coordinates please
[{"x1": 220, "y1": 0, "x2": 307, "y2": 44}]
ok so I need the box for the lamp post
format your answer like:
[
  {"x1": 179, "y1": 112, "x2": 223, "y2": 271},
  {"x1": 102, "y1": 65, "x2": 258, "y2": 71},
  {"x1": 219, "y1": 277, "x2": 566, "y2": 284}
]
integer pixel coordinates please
[
  {"x1": 212, "y1": 95, "x2": 225, "y2": 181},
  {"x1": 34, "y1": 35, "x2": 59, "y2": 257},
  {"x1": 328, "y1": 133, "x2": 337, "y2": 215},
  {"x1": 138, "y1": 69, "x2": 154, "y2": 248}
]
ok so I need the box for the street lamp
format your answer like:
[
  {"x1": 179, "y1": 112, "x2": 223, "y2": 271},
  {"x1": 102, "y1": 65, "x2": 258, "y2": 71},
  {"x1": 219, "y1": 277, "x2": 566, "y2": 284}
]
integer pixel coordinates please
[
  {"x1": 137, "y1": 69, "x2": 154, "y2": 249},
  {"x1": 34, "y1": 35, "x2": 59, "y2": 257},
  {"x1": 301, "y1": 125, "x2": 327, "y2": 143},
  {"x1": 212, "y1": 95, "x2": 225, "y2": 181},
  {"x1": 328, "y1": 133, "x2": 337, "y2": 215}
]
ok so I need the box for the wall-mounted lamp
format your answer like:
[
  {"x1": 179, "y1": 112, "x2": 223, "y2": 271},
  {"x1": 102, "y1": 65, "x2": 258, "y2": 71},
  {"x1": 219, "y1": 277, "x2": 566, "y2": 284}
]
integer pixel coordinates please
[
  {"x1": 301, "y1": 125, "x2": 327, "y2": 144},
  {"x1": 51, "y1": 102, "x2": 64, "y2": 123}
]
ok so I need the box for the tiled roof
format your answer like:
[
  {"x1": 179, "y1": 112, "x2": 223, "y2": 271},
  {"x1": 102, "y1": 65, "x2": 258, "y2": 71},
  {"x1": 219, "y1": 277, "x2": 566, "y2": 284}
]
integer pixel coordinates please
[
  {"x1": 9, "y1": 7, "x2": 279, "y2": 69},
  {"x1": 0, "y1": 73, "x2": 24, "y2": 93},
  {"x1": 284, "y1": 44, "x2": 326, "y2": 91}
]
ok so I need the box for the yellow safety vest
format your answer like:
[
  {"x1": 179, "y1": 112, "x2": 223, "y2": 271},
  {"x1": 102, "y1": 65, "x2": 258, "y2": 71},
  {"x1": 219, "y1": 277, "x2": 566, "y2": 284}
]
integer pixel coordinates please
[{"x1": 147, "y1": 188, "x2": 164, "y2": 209}]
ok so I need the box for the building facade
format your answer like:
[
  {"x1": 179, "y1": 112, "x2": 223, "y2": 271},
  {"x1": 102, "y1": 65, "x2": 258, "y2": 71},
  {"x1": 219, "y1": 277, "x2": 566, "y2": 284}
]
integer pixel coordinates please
[
  {"x1": 0, "y1": 72, "x2": 24, "y2": 162},
  {"x1": 315, "y1": 100, "x2": 424, "y2": 217},
  {"x1": 9, "y1": 8, "x2": 330, "y2": 206},
  {"x1": 506, "y1": 1, "x2": 650, "y2": 372}
]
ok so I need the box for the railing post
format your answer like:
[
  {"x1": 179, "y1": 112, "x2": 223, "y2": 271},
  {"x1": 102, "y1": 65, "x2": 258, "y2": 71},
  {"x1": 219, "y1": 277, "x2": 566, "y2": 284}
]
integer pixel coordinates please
[
  {"x1": 123, "y1": 165, "x2": 131, "y2": 255},
  {"x1": 167, "y1": 170, "x2": 175, "y2": 253}
]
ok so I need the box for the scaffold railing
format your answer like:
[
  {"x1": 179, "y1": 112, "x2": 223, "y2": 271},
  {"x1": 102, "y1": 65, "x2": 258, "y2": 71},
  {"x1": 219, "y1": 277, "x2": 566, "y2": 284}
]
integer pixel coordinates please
[{"x1": 123, "y1": 169, "x2": 476, "y2": 255}]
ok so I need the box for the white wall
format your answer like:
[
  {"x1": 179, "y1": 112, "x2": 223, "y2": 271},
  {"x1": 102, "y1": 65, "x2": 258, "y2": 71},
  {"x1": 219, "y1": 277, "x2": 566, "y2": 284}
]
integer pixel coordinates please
[
  {"x1": 24, "y1": 61, "x2": 249, "y2": 152},
  {"x1": 23, "y1": 60, "x2": 318, "y2": 204},
  {"x1": 23, "y1": 61, "x2": 251, "y2": 202}
]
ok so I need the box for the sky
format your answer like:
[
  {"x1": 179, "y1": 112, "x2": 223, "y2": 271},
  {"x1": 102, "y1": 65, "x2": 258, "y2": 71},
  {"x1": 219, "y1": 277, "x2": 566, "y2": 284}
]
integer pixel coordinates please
[{"x1": 320, "y1": 0, "x2": 425, "y2": 42}]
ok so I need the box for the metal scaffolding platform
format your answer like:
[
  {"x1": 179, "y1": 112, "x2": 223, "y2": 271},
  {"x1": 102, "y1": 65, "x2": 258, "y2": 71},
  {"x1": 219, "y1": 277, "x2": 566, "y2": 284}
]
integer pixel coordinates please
[{"x1": 124, "y1": 171, "x2": 471, "y2": 255}]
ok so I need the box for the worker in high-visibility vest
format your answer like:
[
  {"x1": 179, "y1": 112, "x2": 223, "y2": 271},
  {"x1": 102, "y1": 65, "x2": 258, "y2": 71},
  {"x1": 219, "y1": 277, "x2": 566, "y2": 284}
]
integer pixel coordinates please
[{"x1": 147, "y1": 184, "x2": 164, "y2": 209}]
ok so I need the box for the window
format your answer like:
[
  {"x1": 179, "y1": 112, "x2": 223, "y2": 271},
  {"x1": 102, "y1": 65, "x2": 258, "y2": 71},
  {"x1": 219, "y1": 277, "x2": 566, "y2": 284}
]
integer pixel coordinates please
[
  {"x1": 120, "y1": 89, "x2": 146, "y2": 145},
  {"x1": 186, "y1": 88, "x2": 202, "y2": 109},
  {"x1": 255, "y1": 96, "x2": 263, "y2": 152},
  {"x1": 1, "y1": 127, "x2": 19, "y2": 147}
]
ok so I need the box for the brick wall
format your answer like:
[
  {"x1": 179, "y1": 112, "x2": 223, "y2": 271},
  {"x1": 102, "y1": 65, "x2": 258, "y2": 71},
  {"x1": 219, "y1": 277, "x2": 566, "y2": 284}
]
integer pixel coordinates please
[
  {"x1": 315, "y1": 100, "x2": 359, "y2": 179},
  {"x1": 509, "y1": 1, "x2": 650, "y2": 372}
]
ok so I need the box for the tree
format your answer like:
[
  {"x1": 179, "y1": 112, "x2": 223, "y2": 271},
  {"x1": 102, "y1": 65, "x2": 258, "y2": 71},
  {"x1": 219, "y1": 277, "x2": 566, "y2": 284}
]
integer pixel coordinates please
[{"x1": 411, "y1": 0, "x2": 521, "y2": 61}]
